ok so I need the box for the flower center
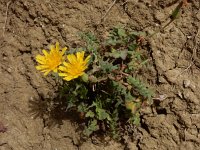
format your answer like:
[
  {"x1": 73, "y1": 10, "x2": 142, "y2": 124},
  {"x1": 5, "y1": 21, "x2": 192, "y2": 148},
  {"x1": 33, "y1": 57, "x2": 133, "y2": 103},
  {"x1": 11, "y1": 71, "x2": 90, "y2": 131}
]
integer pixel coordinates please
[
  {"x1": 70, "y1": 62, "x2": 84, "y2": 75},
  {"x1": 47, "y1": 53, "x2": 62, "y2": 69}
]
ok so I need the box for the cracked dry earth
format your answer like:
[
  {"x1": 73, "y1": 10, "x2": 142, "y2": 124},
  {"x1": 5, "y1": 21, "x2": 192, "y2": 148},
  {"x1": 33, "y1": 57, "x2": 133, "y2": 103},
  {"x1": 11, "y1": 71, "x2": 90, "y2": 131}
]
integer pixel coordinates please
[{"x1": 0, "y1": 0, "x2": 200, "y2": 150}]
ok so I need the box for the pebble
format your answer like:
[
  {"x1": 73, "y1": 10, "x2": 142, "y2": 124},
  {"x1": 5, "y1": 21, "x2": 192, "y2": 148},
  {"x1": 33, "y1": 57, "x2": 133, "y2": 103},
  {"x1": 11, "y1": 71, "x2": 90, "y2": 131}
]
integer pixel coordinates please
[
  {"x1": 7, "y1": 68, "x2": 12, "y2": 73},
  {"x1": 183, "y1": 80, "x2": 190, "y2": 88},
  {"x1": 196, "y1": 12, "x2": 200, "y2": 21}
]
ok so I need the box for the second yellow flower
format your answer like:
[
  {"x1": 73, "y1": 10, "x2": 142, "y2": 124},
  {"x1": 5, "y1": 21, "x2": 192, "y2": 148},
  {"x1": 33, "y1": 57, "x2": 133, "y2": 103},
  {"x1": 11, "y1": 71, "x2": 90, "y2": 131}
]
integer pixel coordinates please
[{"x1": 58, "y1": 51, "x2": 90, "y2": 81}]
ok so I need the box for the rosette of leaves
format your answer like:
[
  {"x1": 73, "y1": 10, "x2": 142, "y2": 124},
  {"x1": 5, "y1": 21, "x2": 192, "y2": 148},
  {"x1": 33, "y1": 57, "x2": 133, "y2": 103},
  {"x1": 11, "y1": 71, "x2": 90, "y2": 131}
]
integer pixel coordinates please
[{"x1": 60, "y1": 27, "x2": 153, "y2": 139}]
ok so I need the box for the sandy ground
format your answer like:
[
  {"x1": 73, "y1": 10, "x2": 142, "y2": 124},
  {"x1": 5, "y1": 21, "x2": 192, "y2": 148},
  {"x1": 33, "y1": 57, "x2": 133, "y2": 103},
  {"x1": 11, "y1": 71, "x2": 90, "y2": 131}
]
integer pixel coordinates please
[{"x1": 0, "y1": 0, "x2": 200, "y2": 149}]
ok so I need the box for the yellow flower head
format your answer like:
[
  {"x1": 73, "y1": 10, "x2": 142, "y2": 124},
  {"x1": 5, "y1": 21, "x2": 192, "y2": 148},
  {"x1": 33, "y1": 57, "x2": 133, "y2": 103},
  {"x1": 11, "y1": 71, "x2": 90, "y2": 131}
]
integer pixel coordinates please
[
  {"x1": 35, "y1": 42, "x2": 67, "y2": 76},
  {"x1": 58, "y1": 51, "x2": 91, "y2": 81}
]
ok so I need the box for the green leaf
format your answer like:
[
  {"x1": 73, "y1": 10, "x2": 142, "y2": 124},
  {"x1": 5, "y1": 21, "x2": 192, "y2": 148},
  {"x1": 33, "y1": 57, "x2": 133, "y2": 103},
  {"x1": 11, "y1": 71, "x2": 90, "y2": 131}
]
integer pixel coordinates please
[
  {"x1": 117, "y1": 28, "x2": 126, "y2": 37},
  {"x1": 83, "y1": 119, "x2": 99, "y2": 136},
  {"x1": 75, "y1": 85, "x2": 88, "y2": 99},
  {"x1": 128, "y1": 44, "x2": 138, "y2": 51},
  {"x1": 85, "y1": 110, "x2": 95, "y2": 118},
  {"x1": 81, "y1": 73, "x2": 89, "y2": 82},
  {"x1": 112, "y1": 81, "x2": 127, "y2": 95},
  {"x1": 78, "y1": 103, "x2": 88, "y2": 112},
  {"x1": 99, "y1": 60, "x2": 118, "y2": 72},
  {"x1": 90, "y1": 120, "x2": 98, "y2": 130},
  {"x1": 127, "y1": 76, "x2": 153, "y2": 99},
  {"x1": 96, "y1": 108, "x2": 111, "y2": 121},
  {"x1": 66, "y1": 94, "x2": 76, "y2": 110},
  {"x1": 79, "y1": 32, "x2": 99, "y2": 53},
  {"x1": 106, "y1": 39, "x2": 117, "y2": 46},
  {"x1": 115, "y1": 99, "x2": 123, "y2": 108},
  {"x1": 170, "y1": 2, "x2": 182, "y2": 20},
  {"x1": 107, "y1": 50, "x2": 127, "y2": 60},
  {"x1": 133, "y1": 113, "x2": 140, "y2": 125},
  {"x1": 125, "y1": 92, "x2": 134, "y2": 101},
  {"x1": 83, "y1": 128, "x2": 93, "y2": 137},
  {"x1": 128, "y1": 112, "x2": 140, "y2": 125}
]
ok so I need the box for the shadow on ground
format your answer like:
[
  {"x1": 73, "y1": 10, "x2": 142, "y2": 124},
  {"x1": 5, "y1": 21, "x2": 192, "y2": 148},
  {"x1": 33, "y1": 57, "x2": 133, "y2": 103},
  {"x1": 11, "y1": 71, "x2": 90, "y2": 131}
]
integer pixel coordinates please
[{"x1": 28, "y1": 91, "x2": 83, "y2": 128}]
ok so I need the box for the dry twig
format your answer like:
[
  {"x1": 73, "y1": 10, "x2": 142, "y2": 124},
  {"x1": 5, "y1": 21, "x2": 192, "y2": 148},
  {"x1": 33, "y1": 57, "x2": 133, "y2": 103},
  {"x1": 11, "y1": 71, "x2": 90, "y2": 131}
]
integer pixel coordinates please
[
  {"x1": 2, "y1": 1, "x2": 12, "y2": 37},
  {"x1": 100, "y1": 0, "x2": 117, "y2": 23},
  {"x1": 175, "y1": 62, "x2": 194, "y2": 78},
  {"x1": 175, "y1": 27, "x2": 199, "y2": 78},
  {"x1": 191, "y1": 27, "x2": 200, "y2": 61}
]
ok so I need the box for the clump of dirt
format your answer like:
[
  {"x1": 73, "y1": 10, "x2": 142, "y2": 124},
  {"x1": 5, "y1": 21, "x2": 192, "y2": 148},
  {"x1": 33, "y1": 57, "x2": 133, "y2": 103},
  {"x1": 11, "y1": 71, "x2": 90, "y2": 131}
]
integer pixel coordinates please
[{"x1": 0, "y1": 0, "x2": 200, "y2": 149}]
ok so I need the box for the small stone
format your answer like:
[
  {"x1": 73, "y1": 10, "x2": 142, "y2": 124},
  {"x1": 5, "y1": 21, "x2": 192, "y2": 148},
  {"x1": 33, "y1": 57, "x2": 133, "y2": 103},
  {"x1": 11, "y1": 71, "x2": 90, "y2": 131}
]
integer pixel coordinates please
[
  {"x1": 30, "y1": 96, "x2": 34, "y2": 101},
  {"x1": 159, "y1": 94, "x2": 167, "y2": 101},
  {"x1": 183, "y1": 80, "x2": 190, "y2": 88},
  {"x1": 187, "y1": 35, "x2": 192, "y2": 39},
  {"x1": 44, "y1": 18, "x2": 49, "y2": 23},
  {"x1": 3, "y1": 57, "x2": 7, "y2": 60},
  {"x1": 196, "y1": 12, "x2": 200, "y2": 21},
  {"x1": 158, "y1": 76, "x2": 167, "y2": 83},
  {"x1": 177, "y1": 91, "x2": 183, "y2": 99},
  {"x1": 7, "y1": 68, "x2": 12, "y2": 73}
]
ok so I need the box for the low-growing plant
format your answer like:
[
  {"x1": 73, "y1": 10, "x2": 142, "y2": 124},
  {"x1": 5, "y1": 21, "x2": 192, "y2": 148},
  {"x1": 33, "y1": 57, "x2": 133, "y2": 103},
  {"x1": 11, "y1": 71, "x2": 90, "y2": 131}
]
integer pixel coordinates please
[{"x1": 35, "y1": 27, "x2": 153, "y2": 140}]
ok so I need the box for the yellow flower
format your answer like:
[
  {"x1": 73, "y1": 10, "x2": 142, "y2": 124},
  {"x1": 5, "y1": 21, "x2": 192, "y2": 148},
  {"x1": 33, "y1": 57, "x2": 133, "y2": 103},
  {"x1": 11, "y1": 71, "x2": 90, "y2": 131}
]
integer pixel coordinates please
[
  {"x1": 58, "y1": 51, "x2": 91, "y2": 81},
  {"x1": 35, "y1": 42, "x2": 67, "y2": 76}
]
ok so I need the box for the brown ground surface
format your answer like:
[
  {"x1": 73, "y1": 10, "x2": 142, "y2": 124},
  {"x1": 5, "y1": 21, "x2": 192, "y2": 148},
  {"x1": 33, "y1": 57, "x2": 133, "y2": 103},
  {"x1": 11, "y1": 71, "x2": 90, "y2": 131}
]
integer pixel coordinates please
[{"x1": 0, "y1": 0, "x2": 200, "y2": 149}]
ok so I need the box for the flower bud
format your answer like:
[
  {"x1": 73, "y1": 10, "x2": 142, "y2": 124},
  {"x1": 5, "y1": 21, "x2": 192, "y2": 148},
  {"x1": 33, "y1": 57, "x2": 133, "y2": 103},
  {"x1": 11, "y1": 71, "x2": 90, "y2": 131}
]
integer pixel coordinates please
[{"x1": 81, "y1": 73, "x2": 89, "y2": 82}]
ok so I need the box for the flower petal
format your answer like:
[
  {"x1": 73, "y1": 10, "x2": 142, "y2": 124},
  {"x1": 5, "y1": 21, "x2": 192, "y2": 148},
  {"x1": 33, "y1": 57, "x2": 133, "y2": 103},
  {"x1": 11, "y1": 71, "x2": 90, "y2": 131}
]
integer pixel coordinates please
[
  {"x1": 42, "y1": 50, "x2": 49, "y2": 56},
  {"x1": 85, "y1": 55, "x2": 91, "y2": 63},
  {"x1": 36, "y1": 58, "x2": 45, "y2": 64},
  {"x1": 56, "y1": 42, "x2": 60, "y2": 51},
  {"x1": 63, "y1": 75, "x2": 75, "y2": 81},
  {"x1": 50, "y1": 45, "x2": 55, "y2": 52},
  {"x1": 44, "y1": 70, "x2": 51, "y2": 76},
  {"x1": 58, "y1": 51, "x2": 90, "y2": 81},
  {"x1": 67, "y1": 54, "x2": 77, "y2": 64},
  {"x1": 58, "y1": 73, "x2": 68, "y2": 77},
  {"x1": 35, "y1": 42, "x2": 66, "y2": 76},
  {"x1": 61, "y1": 47, "x2": 67, "y2": 55},
  {"x1": 53, "y1": 68, "x2": 58, "y2": 72},
  {"x1": 59, "y1": 66, "x2": 67, "y2": 72},
  {"x1": 36, "y1": 55, "x2": 45, "y2": 61},
  {"x1": 77, "y1": 51, "x2": 84, "y2": 61},
  {"x1": 36, "y1": 65, "x2": 48, "y2": 70}
]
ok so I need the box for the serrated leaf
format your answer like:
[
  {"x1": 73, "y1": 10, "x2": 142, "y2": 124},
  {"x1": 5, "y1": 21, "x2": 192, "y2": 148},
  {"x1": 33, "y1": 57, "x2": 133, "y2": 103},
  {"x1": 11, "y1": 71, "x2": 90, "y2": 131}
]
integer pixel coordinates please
[
  {"x1": 90, "y1": 120, "x2": 99, "y2": 130},
  {"x1": 128, "y1": 44, "x2": 138, "y2": 51},
  {"x1": 83, "y1": 128, "x2": 93, "y2": 137},
  {"x1": 97, "y1": 108, "x2": 111, "y2": 121},
  {"x1": 85, "y1": 110, "x2": 95, "y2": 118},
  {"x1": 99, "y1": 60, "x2": 118, "y2": 72},
  {"x1": 109, "y1": 50, "x2": 127, "y2": 60},
  {"x1": 117, "y1": 28, "x2": 126, "y2": 37},
  {"x1": 125, "y1": 92, "x2": 134, "y2": 101},
  {"x1": 133, "y1": 113, "x2": 140, "y2": 125},
  {"x1": 107, "y1": 39, "x2": 117, "y2": 46},
  {"x1": 112, "y1": 81, "x2": 127, "y2": 95},
  {"x1": 77, "y1": 103, "x2": 88, "y2": 112},
  {"x1": 75, "y1": 85, "x2": 88, "y2": 99},
  {"x1": 127, "y1": 76, "x2": 153, "y2": 99},
  {"x1": 83, "y1": 119, "x2": 99, "y2": 136}
]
